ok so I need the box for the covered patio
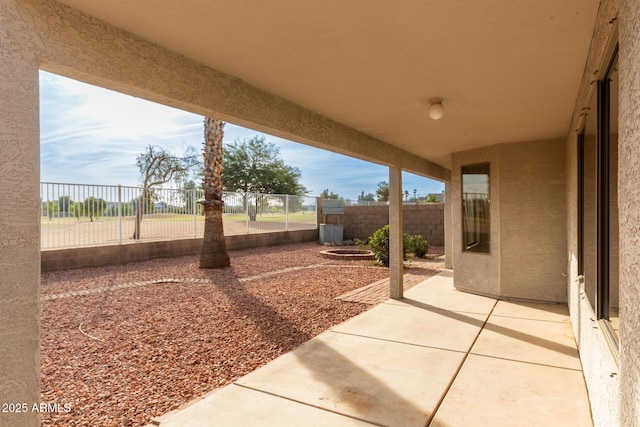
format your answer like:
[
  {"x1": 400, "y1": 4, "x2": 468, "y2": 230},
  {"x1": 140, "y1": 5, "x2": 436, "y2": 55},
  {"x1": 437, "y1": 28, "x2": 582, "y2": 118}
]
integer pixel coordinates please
[{"x1": 2, "y1": 0, "x2": 640, "y2": 426}]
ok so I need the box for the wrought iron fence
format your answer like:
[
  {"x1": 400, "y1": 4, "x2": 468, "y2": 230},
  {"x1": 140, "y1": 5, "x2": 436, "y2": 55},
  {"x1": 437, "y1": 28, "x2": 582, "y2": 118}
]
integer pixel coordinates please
[{"x1": 40, "y1": 182, "x2": 317, "y2": 249}]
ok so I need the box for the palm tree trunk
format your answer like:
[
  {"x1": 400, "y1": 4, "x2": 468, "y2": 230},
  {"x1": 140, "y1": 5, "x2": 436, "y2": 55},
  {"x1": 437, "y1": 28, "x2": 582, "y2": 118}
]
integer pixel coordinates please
[
  {"x1": 199, "y1": 118, "x2": 230, "y2": 268},
  {"x1": 200, "y1": 203, "x2": 228, "y2": 267}
]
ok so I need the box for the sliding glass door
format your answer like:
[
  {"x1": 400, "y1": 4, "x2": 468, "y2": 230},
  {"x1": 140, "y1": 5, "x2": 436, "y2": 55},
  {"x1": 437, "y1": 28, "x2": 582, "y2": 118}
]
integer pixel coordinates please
[{"x1": 578, "y1": 44, "x2": 619, "y2": 350}]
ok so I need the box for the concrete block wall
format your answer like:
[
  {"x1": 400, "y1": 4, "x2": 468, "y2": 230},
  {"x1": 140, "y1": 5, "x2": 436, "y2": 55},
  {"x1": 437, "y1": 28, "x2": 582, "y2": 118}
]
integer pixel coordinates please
[
  {"x1": 42, "y1": 229, "x2": 319, "y2": 272},
  {"x1": 321, "y1": 204, "x2": 444, "y2": 246},
  {"x1": 402, "y1": 204, "x2": 445, "y2": 246}
]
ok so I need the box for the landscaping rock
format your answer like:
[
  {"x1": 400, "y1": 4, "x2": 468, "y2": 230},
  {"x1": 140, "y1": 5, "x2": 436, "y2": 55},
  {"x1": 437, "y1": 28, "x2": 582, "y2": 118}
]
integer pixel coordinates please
[{"x1": 39, "y1": 242, "x2": 390, "y2": 427}]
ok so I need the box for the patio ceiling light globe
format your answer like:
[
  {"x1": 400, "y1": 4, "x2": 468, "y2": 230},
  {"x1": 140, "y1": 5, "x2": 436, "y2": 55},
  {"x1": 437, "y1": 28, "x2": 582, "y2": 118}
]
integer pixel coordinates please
[{"x1": 429, "y1": 102, "x2": 444, "y2": 120}]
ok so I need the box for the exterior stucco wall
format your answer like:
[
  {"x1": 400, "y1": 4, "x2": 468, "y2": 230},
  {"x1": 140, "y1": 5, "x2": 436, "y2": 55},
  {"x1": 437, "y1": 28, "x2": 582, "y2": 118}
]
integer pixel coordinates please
[
  {"x1": 452, "y1": 139, "x2": 567, "y2": 302},
  {"x1": 0, "y1": 2, "x2": 41, "y2": 426},
  {"x1": 618, "y1": 0, "x2": 640, "y2": 424},
  {"x1": 451, "y1": 145, "x2": 501, "y2": 297},
  {"x1": 499, "y1": 138, "x2": 567, "y2": 302},
  {"x1": 565, "y1": 0, "x2": 623, "y2": 426}
]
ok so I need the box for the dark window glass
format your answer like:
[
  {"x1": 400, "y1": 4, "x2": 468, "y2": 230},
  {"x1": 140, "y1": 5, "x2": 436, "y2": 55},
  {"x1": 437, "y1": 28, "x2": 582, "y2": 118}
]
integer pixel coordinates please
[
  {"x1": 606, "y1": 52, "x2": 619, "y2": 342},
  {"x1": 462, "y1": 163, "x2": 490, "y2": 253},
  {"x1": 581, "y1": 85, "x2": 598, "y2": 312}
]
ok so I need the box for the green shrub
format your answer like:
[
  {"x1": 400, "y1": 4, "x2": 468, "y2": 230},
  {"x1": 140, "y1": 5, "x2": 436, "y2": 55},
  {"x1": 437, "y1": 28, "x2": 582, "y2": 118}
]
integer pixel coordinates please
[
  {"x1": 368, "y1": 225, "x2": 429, "y2": 266},
  {"x1": 368, "y1": 225, "x2": 408, "y2": 266},
  {"x1": 407, "y1": 234, "x2": 429, "y2": 258}
]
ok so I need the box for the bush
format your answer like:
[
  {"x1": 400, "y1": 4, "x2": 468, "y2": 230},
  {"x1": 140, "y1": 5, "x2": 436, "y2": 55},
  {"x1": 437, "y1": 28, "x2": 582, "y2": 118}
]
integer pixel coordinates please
[
  {"x1": 368, "y1": 225, "x2": 404, "y2": 266},
  {"x1": 367, "y1": 225, "x2": 429, "y2": 266},
  {"x1": 407, "y1": 234, "x2": 429, "y2": 258}
]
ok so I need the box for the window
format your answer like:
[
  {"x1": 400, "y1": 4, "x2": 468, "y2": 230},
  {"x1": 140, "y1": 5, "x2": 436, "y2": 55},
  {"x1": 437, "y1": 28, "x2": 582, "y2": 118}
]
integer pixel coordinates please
[
  {"x1": 578, "y1": 43, "x2": 619, "y2": 350},
  {"x1": 462, "y1": 163, "x2": 490, "y2": 253}
]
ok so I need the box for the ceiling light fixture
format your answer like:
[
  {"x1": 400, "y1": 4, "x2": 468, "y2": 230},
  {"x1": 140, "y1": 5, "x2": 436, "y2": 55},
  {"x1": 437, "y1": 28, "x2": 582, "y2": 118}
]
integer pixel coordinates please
[{"x1": 428, "y1": 99, "x2": 444, "y2": 120}]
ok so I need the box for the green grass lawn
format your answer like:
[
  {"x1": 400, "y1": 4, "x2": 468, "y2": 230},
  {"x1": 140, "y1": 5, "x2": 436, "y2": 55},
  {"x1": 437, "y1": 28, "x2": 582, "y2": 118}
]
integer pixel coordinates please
[
  {"x1": 223, "y1": 212, "x2": 315, "y2": 222},
  {"x1": 41, "y1": 211, "x2": 316, "y2": 226},
  {"x1": 40, "y1": 216, "x2": 119, "y2": 227}
]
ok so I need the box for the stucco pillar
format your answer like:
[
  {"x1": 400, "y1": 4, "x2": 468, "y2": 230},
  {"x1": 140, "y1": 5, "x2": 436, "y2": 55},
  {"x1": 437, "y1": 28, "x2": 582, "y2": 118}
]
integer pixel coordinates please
[
  {"x1": 444, "y1": 182, "x2": 453, "y2": 269},
  {"x1": 389, "y1": 167, "x2": 404, "y2": 299},
  {"x1": 0, "y1": 2, "x2": 42, "y2": 426}
]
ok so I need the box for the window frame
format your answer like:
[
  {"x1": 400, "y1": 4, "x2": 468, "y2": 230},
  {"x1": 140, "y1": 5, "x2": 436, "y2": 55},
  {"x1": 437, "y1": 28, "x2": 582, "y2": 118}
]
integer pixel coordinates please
[
  {"x1": 461, "y1": 162, "x2": 490, "y2": 254},
  {"x1": 578, "y1": 42, "x2": 619, "y2": 357}
]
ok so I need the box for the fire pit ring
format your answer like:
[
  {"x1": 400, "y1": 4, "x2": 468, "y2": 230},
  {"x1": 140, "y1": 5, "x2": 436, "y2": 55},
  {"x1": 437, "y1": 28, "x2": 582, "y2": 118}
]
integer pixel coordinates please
[{"x1": 320, "y1": 248, "x2": 375, "y2": 260}]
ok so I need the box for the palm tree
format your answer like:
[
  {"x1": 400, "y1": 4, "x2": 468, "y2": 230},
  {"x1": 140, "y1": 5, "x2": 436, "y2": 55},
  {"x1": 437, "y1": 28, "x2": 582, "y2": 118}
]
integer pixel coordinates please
[{"x1": 199, "y1": 117, "x2": 230, "y2": 268}]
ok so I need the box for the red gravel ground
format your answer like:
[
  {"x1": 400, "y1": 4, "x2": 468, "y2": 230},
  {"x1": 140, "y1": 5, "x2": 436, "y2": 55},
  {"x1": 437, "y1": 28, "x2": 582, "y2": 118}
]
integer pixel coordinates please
[{"x1": 40, "y1": 242, "x2": 390, "y2": 426}]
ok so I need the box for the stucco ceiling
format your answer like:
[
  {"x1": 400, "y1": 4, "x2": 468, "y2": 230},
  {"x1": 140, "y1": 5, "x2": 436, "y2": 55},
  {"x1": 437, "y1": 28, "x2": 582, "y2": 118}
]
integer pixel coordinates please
[{"x1": 56, "y1": 0, "x2": 600, "y2": 169}]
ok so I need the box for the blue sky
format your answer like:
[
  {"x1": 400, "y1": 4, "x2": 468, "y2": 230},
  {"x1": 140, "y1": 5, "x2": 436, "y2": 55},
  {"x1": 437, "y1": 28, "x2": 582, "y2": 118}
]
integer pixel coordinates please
[{"x1": 39, "y1": 71, "x2": 444, "y2": 200}]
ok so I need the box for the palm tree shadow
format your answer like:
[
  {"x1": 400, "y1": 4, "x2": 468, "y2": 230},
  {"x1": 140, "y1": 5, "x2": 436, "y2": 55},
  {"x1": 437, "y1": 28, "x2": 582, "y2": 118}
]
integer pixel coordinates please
[{"x1": 206, "y1": 271, "x2": 311, "y2": 349}]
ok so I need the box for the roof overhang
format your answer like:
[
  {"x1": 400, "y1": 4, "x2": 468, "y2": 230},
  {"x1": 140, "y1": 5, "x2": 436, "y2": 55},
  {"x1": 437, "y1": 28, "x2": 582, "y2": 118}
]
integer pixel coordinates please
[{"x1": 54, "y1": 0, "x2": 600, "y2": 173}]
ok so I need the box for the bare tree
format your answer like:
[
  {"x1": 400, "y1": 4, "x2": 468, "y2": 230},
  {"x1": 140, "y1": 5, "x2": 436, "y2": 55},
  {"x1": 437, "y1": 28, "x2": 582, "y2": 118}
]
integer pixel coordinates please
[
  {"x1": 199, "y1": 118, "x2": 230, "y2": 268},
  {"x1": 133, "y1": 145, "x2": 198, "y2": 239}
]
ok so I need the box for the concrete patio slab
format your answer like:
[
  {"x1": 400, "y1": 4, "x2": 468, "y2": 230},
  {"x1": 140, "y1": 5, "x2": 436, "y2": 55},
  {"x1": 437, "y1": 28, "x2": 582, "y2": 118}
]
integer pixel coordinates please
[
  {"x1": 152, "y1": 384, "x2": 374, "y2": 427},
  {"x1": 431, "y1": 354, "x2": 593, "y2": 427},
  {"x1": 491, "y1": 300, "x2": 574, "y2": 322},
  {"x1": 151, "y1": 271, "x2": 592, "y2": 427},
  {"x1": 471, "y1": 305, "x2": 582, "y2": 370},
  {"x1": 332, "y1": 301, "x2": 488, "y2": 352},
  {"x1": 390, "y1": 270, "x2": 497, "y2": 315},
  {"x1": 236, "y1": 331, "x2": 466, "y2": 427}
]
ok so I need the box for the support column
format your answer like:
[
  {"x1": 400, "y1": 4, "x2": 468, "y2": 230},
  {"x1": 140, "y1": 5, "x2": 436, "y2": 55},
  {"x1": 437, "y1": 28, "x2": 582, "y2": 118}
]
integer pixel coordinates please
[
  {"x1": 389, "y1": 167, "x2": 404, "y2": 299},
  {"x1": 0, "y1": 2, "x2": 42, "y2": 426},
  {"x1": 444, "y1": 182, "x2": 454, "y2": 269}
]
